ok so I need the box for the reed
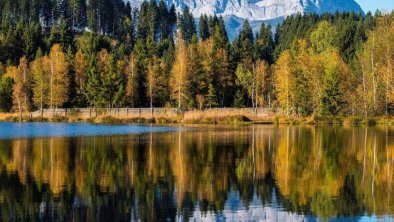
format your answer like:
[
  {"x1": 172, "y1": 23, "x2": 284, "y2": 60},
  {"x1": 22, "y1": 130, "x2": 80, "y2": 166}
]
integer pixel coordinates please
[
  {"x1": 182, "y1": 109, "x2": 255, "y2": 124},
  {"x1": 1, "y1": 110, "x2": 393, "y2": 125}
]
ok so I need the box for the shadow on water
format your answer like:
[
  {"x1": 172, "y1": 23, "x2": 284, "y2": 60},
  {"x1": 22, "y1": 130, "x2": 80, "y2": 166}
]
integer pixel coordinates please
[{"x1": 0, "y1": 124, "x2": 393, "y2": 221}]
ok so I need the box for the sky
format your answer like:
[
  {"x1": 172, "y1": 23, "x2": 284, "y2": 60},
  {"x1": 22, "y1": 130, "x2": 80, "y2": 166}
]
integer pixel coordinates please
[{"x1": 356, "y1": 0, "x2": 394, "y2": 13}]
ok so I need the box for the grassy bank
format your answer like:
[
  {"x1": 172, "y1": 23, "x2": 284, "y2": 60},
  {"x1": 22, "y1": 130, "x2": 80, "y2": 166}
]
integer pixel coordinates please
[
  {"x1": 273, "y1": 116, "x2": 394, "y2": 126},
  {"x1": 1, "y1": 111, "x2": 394, "y2": 126}
]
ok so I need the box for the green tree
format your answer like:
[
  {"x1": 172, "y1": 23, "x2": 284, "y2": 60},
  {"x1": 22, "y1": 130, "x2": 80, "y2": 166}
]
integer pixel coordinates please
[
  {"x1": 321, "y1": 63, "x2": 343, "y2": 116},
  {"x1": 31, "y1": 50, "x2": 49, "y2": 111},
  {"x1": 199, "y1": 15, "x2": 210, "y2": 41},
  {"x1": 0, "y1": 76, "x2": 13, "y2": 112},
  {"x1": 206, "y1": 83, "x2": 218, "y2": 108},
  {"x1": 255, "y1": 24, "x2": 274, "y2": 63},
  {"x1": 310, "y1": 21, "x2": 338, "y2": 54},
  {"x1": 236, "y1": 63, "x2": 255, "y2": 108}
]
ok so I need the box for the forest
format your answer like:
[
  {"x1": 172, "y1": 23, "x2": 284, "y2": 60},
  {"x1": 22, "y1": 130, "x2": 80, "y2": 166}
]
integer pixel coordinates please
[{"x1": 0, "y1": 0, "x2": 393, "y2": 117}]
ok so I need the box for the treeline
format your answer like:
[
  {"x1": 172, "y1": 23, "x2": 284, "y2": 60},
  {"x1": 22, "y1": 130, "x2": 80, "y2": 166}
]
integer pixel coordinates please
[{"x1": 0, "y1": 0, "x2": 393, "y2": 117}]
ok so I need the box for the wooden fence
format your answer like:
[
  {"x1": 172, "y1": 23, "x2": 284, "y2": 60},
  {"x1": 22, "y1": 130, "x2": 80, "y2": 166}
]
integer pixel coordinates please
[{"x1": 31, "y1": 108, "x2": 275, "y2": 119}]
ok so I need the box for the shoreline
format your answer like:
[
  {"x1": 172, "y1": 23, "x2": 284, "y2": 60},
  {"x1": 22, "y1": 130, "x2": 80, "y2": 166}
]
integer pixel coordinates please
[{"x1": 1, "y1": 110, "x2": 394, "y2": 126}]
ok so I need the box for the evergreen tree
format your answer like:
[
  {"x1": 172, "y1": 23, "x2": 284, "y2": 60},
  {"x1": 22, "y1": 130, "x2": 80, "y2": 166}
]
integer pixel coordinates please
[
  {"x1": 199, "y1": 15, "x2": 210, "y2": 41},
  {"x1": 178, "y1": 6, "x2": 196, "y2": 44},
  {"x1": 321, "y1": 64, "x2": 343, "y2": 116},
  {"x1": 238, "y1": 20, "x2": 254, "y2": 62},
  {"x1": 0, "y1": 74, "x2": 13, "y2": 112},
  {"x1": 47, "y1": 18, "x2": 74, "y2": 50},
  {"x1": 233, "y1": 90, "x2": 245, "y2": 108},
  {"x1": 255, "y1": 24, "x2": 274, "y2": 64},
  {"x1": 206, "y1": 83, "x2": 218, "y2": 108},
  {"x1": 85, "y1": 61, "x2": 101, "y2": 108}
]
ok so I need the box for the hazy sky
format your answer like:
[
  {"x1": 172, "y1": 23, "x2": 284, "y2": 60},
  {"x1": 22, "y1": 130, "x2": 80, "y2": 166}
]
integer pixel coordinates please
[{"x1": 357, "y1": 0, "x2": 394, "y2": 13}]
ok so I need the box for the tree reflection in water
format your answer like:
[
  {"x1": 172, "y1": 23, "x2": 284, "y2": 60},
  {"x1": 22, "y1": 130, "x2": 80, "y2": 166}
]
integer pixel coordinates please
[{"x1": 0, "y1": 125, "x2": 393, "y2": 221}]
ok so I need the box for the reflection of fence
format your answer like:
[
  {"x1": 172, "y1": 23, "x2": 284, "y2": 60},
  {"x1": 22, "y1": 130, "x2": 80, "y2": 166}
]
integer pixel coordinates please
[{"x1": 31, "y1": 108, "x2": 275, "y2": 118}]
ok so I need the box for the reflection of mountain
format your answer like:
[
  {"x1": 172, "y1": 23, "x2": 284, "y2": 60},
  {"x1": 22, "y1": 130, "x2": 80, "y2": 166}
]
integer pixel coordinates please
[
  {"x1": 0, "y1": 126, "x2": 394, "y2": 220},
  {"x1": 191, "y1": 206, "x2": 308, "y2": 221},
  {"x1": 189, "y1": 190, "x2": 308, "y2": 221}
]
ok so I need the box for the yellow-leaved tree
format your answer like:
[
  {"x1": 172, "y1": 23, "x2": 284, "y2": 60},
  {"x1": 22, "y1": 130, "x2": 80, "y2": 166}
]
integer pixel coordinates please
[
  {"x1": 274, "y1": 51, "x2": 294, "y2": 116},
  {"x1": 74, "y1": 49, "x2": 87, "y2": 97},
  {"x1": 125, "y1": 54, "x2": 138, "y2": 108},
  {"x1": 12, "y1": 57, "x2": 31, "y2": 119},
  {"x1": 356, "y1": 15, "x2": 394, "y2": 116},
  {"x1": 170, "y1": 36, "x2": 190, "y2": 109},
  {"x1": 255, "y1": 59, "x2": 270, "y2": 108},
  {"x1": 44, "y1": 44, "x2": 69, "y2": 109},
  {"x1": 31, "y1": 52, "x2": 49, "y2": 111}
]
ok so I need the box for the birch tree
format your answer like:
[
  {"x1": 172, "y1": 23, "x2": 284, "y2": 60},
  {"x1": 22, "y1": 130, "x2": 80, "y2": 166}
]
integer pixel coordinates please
[
  {"x1": 45, "y1": 44, "x2": 69, "y2": 109},
  {"x1": 32, "y1": 54, "x2": 49, "y2": 111}
]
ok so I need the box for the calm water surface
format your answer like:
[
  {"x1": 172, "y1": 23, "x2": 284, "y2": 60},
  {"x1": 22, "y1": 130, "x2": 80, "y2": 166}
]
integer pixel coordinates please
[{"x1": 0, "y1": 123, "x2": 393, "y2": 221}]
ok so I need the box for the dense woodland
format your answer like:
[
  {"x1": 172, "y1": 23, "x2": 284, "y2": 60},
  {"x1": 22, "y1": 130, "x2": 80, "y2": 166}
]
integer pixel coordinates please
[{"x1": 0, "y1": 0, "x2": 393, "y2": 117}]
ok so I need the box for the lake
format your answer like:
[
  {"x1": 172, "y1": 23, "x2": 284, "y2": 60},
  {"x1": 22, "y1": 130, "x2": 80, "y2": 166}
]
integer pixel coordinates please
[{"x1": 0, "y1": 123, "x2": 393, "y2": 221}]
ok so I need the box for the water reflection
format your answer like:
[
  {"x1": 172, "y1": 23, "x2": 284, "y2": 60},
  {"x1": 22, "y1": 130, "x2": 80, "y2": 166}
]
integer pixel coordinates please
[{"x1": 0, "y1": 125, "x2": 393, "y2": 221}]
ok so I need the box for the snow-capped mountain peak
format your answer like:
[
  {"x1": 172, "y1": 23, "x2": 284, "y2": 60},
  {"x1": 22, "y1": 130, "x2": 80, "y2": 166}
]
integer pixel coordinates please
[{"x1": 127, "y1": 0, "x2": 364, "y2": 21}]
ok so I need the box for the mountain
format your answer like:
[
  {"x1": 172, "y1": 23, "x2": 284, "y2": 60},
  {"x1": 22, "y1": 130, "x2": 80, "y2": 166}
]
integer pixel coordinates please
[
  {"x1": 127, "y1": 0, "x2": 364, "y2": 39},
  {"x1": 128, "y1": 0, "x2": 364, "y2": 20}
]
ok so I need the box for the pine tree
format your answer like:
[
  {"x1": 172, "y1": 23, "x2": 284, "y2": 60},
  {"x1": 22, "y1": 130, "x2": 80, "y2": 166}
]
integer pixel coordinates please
[
  {"x1": 199, "y1": 15, "x2": 210, "y2": 41},
  {"x1": 238, "y1": 20, "x2": 254, "y2": 62},
  {"x1": 97, "y1": 49, "x2": 123, "y2": 108},
  {"x1": 158, "y1": 0, "x2": 170, "y2": 40},
  {"x1": 212, "y1": 17, "x2": 229, "y2": 49},
  {"x1": 321, "y1": 63, "x2": 343, "y2": 116},
  {"x1": 179, "y1": 6, "x2": 196, "y2": 44},
  {"x1": 0, "y1": 75, "x2": 13, "y2": 112},
  {"x1": 85, "y1": 61, "x2": 101, "y2": 108},
  {"x1": 146, "y1": 56, "x2": 167, "y2": 110},
  {"x1": 233, "y1": 90, "x2": 245, "y2": 108},
  {"x1": 255, "y1": 24, "x2": 274, "y2": 64},
  {"x1": 206, "y1": 83, "x2": 218, "y2": 108},
  {"x1": 47, "y1": 18, "x2": 74, "y2": 49}
]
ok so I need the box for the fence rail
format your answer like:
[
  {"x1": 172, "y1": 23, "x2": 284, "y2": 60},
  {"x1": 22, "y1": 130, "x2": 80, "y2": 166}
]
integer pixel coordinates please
[{"x1": 31, "y1": 108, "x2": 275, "y2": 118}]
